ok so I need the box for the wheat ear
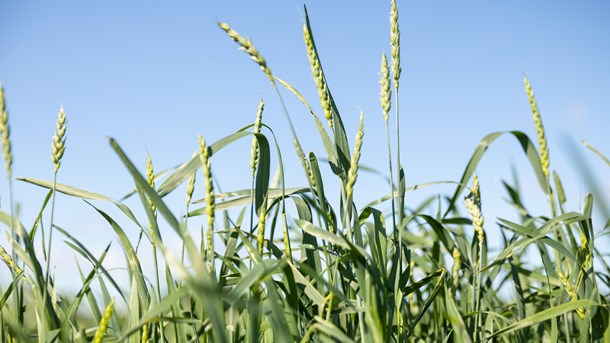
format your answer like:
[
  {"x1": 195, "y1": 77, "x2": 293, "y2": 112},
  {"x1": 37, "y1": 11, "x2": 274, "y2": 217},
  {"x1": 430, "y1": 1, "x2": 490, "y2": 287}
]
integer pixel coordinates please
[
  {"x1": 557, "y1": 267, "x2": 585, "y2": 319},
  {"x1": 0, "y1": 244, "x2": 24, "y2": 278},
  {"x1": 256, "y1": 197, "x2": 268, "y2": 256},
  {"x1": 249, "y1": 98, "x2": 264, "y2": 177},
  {"x1": 218, "y1": 23, "x2": 272, "y2": 80},
  {"x1": 380, "y1": 54, "x2": 392, "y2": 123},
  {"x1": 52, "y1": 106, "x2": 67, "y2": 172},
  {"x1": 199, "y1": 135, "x2": 215, "y2": 271},
  {"x1": 452, "y1": 247, "x2": 461, "y2": 290},
  {"x1": 523, "y1": 77, "x2": 550, "y2": 180},
  {"x1": 145, "y1": 156, "x2": 158, "y2": 243},
  {"x1": 0, "y1": 84, "x2": 13, "y2": 178},
  {"x1": 294, "y1": 138, "x2": 316, "y2": 188},
  {"x1": 390, "y1": 0, "x2": 401, "y2": 89},
  {"x1": 93, "y1": 298, "x2": 114, "y2": 343},
  {"x1": 141, "y1": 323, "x2": 149, "y2": 343},
  {"x1": 186, "y1": 171, "x2": 196, "y2": 206},
  {"x1": 553, "y1": 171, "x2": 566, "y2": 205},
  {"x1": 346, "y1": 111, "x2": 364, "y2": 199},
  {"x1": 303, "y1": 24, "x2": 333, "y2": 129},
  {"x1": 465, "y1": 178, "x2": 484, "y2": 256}
]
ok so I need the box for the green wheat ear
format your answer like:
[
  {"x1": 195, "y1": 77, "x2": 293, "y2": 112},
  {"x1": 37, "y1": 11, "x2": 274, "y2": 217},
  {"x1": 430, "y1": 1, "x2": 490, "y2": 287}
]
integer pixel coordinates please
[
  {"x1": 379, "y1": 54, "x2": 392, "y2": 123},
  {"x1": 304, "y1": 23, "x2": 333, "y2": 130},
  {"x1": 199, "y1": 135, "x2": 215, "y2": 271},
  {"x1": 249, "y1": 98, "x2": 264, "y2": 177},
  {"x1": 346, "y1": 111, "x2": 364, "y2": 199},
  {"x1": 451, "y1": 247, "x2": 461, "y2": 289},
  {"x1": 0, "y1": 244, "x2": 24, "y2": 279},
  {"x1": 523, "y1": 76, "x2": 550, "y2": 180},
  {"x1": 390, "y1": 0, "x2": 401, "y2": 89},
  {"x1": 92, "y1": 298, "x2": 114, "y2": 343},
  {"x1": 0, "y1": 83, "x2": 13, "y2": 178},
  {"x1": 52, "y1": 105, "x2": 67, "y2": 172},
  {"x1": 218, "y1": 22, "x2": 272, "y2": 80}
]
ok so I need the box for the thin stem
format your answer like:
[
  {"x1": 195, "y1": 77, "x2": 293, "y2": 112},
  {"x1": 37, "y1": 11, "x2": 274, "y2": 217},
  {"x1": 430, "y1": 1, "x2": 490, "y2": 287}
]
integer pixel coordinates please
[{"x1": 45, "y1": 172, "x2": 58, "y2": 293}]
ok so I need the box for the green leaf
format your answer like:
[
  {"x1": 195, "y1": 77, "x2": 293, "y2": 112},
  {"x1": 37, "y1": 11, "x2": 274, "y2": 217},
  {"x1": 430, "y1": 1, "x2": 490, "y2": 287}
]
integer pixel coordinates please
[
  {"x1": 488, "y1": 299, "x2": 597, "y2": 339},
  {"x1": 444, "y1": 131, "x2": 550, "y2": 217}
]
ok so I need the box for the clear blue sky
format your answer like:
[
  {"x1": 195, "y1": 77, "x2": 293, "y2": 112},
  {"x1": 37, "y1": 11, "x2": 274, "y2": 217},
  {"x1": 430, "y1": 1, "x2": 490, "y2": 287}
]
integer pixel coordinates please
[{"x1": 1, "y1": 1, "x2": 609, "y2": 290}]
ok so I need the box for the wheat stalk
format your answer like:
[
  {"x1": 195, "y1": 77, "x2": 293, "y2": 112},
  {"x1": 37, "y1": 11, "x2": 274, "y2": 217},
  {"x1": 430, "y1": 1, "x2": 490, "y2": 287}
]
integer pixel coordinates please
[
  {"x1": 92, "y1": 299, "x2": 114, "y2": 343},
  {"x1": 51, "y1": 106, "x2": 67, "y2": 172},
  {"x1": 218, "y1": 22, "x2": 272, "y2": 81},
  {"x1": 346, "y1": 111, "x2": 364, "y2": 199},
  {"x1": 0, "y1": 83, "x2": 13, "y2": 178},
  {"x1": 199, "y1": 135, "x2": 215, "y2": 272},
  {"x1": 303, "y1": 24, "x2": 333, "y2": 129}
]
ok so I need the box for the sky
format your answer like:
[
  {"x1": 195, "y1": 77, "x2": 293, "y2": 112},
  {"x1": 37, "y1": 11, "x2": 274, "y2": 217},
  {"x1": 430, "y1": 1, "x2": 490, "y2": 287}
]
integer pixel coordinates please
[{"x1": 0, "y1": 1, "x2": 609, "y2": 291}]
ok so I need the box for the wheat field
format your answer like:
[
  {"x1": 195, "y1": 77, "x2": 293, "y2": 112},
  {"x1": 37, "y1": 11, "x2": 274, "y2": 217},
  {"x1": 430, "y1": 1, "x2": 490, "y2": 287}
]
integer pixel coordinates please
[{"x1": 1, "y1": 1, "x2": 609, "y2": 342}]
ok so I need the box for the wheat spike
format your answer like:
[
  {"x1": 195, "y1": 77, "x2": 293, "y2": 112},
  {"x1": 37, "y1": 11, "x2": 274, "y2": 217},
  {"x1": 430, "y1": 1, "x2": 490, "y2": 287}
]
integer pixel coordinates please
[
  {"x1": 141, "y1": 323, "x2": 149, "y2": 343},
  {"x1": 452, "y1": 247, "x2": 461, "y2": 289},
  {"x1": 146, "y1": 156, "x2": 156, "y2": 213},
  {"x1": 557, "y1": 267, "x2": 585, "y2": 319},
  {"x1": 218, "y1": 22, "x2": 272, "y2": 80},
  {"x1": 186, "y1": 172, "x2": 196, "y2": 206},
  {"x1": 52, "y1": 105, "x2": 67, "y2": 172},
  {"x1": 346, "y1": 111, "x2": 364, "y2": 199},
  {"x1": 0, "y1": 84, "x2": 13, "y2": 178},
  {"x1": 304, "y1": 24, "x2": 333, "y2": 129},
  {"x1": 390, "y1": 0, "x2": 401, "y2": 89},
  {"x1": 93, "y1": 298, "x2": 115, "y2": 343},
  {"x1": 256, "y1": 198, "x2": 268, "y2": 256},
  {"x1": 553, "y1": 171, "x2": 566, "y2": 205},
  {"x1": 199, "y1": 135, "x2": 215, "y2": 271},
  {"x1": 380, "y1": 54, "x2": 392, "y2": 123},
  {"x1": 0, "y1": 244, "x2": 24, "y2": 278},
  {"x1": 465, "y1": 177, "x2": 484, "y2": 260},
  {"x1": 294, "y1": 138, "x2": 316, "y2": 188},
  {"x1": 523, "y1": 77, "x2": 550, "y2": 180},
  {"x1": 249, "y1": 98, "x2": 264, "y2": 177},
  {"x1": 145, "y1": 155, "x2": 158, "y2": 247}
]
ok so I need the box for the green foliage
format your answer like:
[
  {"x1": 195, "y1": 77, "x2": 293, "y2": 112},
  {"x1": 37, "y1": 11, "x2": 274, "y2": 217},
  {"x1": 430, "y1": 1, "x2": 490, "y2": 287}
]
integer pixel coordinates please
[{"x1": 1, "y1": 2, "x2": 609, "y2": 342}]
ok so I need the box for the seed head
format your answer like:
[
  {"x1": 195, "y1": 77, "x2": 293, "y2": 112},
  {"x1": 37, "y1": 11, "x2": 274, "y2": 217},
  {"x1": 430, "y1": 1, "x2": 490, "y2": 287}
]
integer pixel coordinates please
[
  {"x1": 346, "y1": 111, "x2": 365, "y2": 199},
  {"x1": 0, "y1": 84, "x2": 13, "y2": 178},
  {"x1": 199, "y1": 135, "x2": 215, "y2": 270},
  {"x1": 52, "y1": 106, "x2": 67, "y2": 172},
  {"x1": 452, "y1": 247, "x2": 461, "y2": 289},
  {"x1": 390, "y1": 0, "x2": 402, "y2": 89},
  {"x1": 249, "y1": 98, "x2": 264, "y2": 177},
  {"x1": 218, "y1": 22, "x2": 272, "y2": 80},
  {"x1": 93, "y1": 298, "x2": 115, "y2": 343},
  {"x1": 523, "y1": 77, "x2": 550, "y2": 180},
  {"x1": 304, "y1": 24, "x2": 333, "y2": 129},
  {"x1": 380, "y1": 54, "x2": 391, "y2": 123}
]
